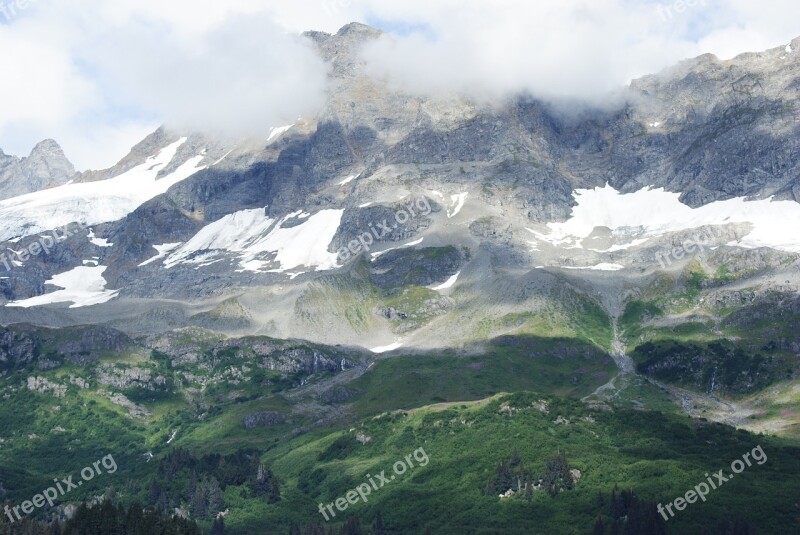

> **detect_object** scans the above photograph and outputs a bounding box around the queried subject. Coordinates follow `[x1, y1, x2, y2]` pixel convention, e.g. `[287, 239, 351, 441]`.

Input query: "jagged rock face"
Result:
[0, 139, 76, 200]
[614, 43, 800, 205]
[0, 327, 38, 371]
[634, 339, 774, 394]
[330, 199, 440, 251]
[0, 324, 132, 371]
[97, 365, 167, 390]
[145, 329, 350, 375]
[54, 325, 133, 360]
[370, 246, 464, 289]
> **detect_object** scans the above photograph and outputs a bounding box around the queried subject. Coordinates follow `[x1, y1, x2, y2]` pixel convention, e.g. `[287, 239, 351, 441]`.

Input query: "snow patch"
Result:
[6, 266, 118, 308]
[559, 263, 625, 271]
[139, 243, 182, 267]
[164, 208, 344, 273]
[213, 150, 234, 166]
[0, 138, 206, 242]
[431, 271, 460, 290]
[371, 342, 403, 354]
[600, 238, 651, 252]
[338, 174, 358, 186]
[267, 125, 293, 143]
[370, 238, 424, 259]
[447, 193, 469, 218]
[87, 229, 113, 248]
[532, 184, 800, 253]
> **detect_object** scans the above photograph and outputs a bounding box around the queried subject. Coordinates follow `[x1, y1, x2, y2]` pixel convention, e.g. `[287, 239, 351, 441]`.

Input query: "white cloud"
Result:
[0, 30, 92, 125]
[0, 0, 797, 169]
[0, 0, 330, 169]
[356, 0, 799, 101]
[82, 13, 329, 139]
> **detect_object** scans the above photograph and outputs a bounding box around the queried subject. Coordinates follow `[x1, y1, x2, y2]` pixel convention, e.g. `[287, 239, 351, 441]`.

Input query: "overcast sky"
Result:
[0, 0, 797, 170]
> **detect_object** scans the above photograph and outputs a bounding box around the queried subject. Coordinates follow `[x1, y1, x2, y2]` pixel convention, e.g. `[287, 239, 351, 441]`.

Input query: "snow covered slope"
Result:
[0, 138, 205, 242]
[7, 266, 118, 308]
[531, 185, 800, 253]
[163, 208, 344, 273]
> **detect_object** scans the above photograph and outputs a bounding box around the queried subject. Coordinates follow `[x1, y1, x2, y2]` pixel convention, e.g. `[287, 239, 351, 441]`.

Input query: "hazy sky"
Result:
[0, 0, 797, 169]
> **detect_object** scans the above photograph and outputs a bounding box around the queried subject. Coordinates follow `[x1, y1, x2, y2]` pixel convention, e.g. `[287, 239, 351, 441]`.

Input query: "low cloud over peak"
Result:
[1, 0, 797, 169]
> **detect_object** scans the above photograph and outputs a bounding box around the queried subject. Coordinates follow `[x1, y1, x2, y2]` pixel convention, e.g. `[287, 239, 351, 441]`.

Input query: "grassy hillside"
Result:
[0, 316, 797, 534]
[4, 387, 798, 534]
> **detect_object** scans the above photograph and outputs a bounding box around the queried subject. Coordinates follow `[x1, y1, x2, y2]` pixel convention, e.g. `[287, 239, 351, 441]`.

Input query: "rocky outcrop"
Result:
[27, 376, 66, 397]
[52, 326, 134, 365]
[145, 330, 351, 376]
[634, 339, 774, 394]
[330, 199, 439, 252]
[256, 347, 347, 375]
[0, 140, 76, 200]
[243, 412, 287, 429]
[0, 326, 37, 371]
[96, 365, 166, 390]
[370, 247, 465, 289]
[106, 392, 152, 418]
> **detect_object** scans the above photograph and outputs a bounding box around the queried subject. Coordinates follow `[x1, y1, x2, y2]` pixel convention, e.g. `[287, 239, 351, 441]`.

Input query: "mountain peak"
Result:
[28, 138, 67, 159]
[25, 138, 73, 172]
[335, 22, 382, 38]
[303, 22, 383, 79]
[303, 22, 382, 44]
[0, 138, 75, 200]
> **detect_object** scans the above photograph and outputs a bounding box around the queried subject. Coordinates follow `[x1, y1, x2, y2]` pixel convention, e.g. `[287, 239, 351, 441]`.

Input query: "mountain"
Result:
[0, 24, 799, 534]
[0, 139, 76, 200]
[1, 27, 797, 334]
[0, 24, 798, 395]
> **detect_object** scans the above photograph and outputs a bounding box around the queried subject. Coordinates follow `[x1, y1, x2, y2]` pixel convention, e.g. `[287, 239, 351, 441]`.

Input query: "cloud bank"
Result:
[0, 0, 797, 169]
[84, 14, 329, 138]
[358, 0, 799, 101]
[0, 0, 330, 169]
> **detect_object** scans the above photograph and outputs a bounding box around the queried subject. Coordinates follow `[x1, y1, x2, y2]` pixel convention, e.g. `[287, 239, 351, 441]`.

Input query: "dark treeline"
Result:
[591, 486, 757, 535]
[148, 448, 280, 521]
[485, 450, 575, 498]
[0, 500, 199, 535]
[289, 513, 384, 535]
